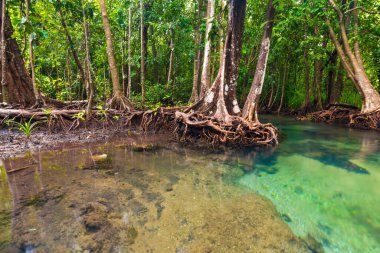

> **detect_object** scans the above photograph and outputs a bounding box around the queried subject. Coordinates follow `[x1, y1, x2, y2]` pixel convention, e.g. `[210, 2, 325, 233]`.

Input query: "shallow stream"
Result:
[0, 116, 379, 253]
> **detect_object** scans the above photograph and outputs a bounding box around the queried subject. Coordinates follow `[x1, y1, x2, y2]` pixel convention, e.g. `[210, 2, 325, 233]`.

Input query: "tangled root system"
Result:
[174, 111, 278, 146]
[303, 107, 380, 130]
[107, 95, 133, 112]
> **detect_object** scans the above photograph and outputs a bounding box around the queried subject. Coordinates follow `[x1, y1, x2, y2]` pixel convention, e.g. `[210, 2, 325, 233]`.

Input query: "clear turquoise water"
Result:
[1, 116, 379, 252]
[238, 116, 380, 253]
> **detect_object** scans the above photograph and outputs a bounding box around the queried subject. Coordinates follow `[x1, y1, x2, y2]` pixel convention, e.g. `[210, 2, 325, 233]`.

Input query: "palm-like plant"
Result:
[5, 116, 40, 139]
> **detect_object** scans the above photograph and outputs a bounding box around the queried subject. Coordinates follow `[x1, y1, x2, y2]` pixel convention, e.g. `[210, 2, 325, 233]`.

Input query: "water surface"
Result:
[0, 116, 379, 253]
[239, 116, 380, 253]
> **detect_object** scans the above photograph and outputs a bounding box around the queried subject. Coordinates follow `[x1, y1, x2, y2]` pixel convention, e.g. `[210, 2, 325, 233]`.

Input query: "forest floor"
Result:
[0, 127, 142, 159]
[0, 105, 173, 159]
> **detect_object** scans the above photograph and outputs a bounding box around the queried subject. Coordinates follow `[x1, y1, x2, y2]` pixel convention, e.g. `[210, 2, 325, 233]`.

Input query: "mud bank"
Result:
[0, 128, 141, 159]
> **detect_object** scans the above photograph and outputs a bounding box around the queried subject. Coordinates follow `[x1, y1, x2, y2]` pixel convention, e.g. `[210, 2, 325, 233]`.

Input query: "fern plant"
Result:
[5, 116, 40, 139]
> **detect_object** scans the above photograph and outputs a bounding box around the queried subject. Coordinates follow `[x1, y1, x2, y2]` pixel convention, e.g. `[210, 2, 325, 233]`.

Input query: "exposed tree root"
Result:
[0, 107, 179, 134]
[0, 106, 279, 147]
[174, 112, 278, 146]
[302, 106, 380, 131]
[107, 95, 133, 111]
[31, 96, 46, 109]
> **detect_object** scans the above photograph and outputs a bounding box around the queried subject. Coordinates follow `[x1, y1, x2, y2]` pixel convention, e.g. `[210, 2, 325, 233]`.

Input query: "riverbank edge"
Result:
[261, 109, 380, 132]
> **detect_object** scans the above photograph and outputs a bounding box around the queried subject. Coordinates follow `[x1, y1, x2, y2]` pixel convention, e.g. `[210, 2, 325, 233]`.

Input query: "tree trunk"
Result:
[189, 0, 203, 103]
[327, 50, 338, 104]
[188, 0, 247, 122]
[267, 86, 273, 109]
[313, 27, 327, 110]
[327, 0, 380, 113]
[0, 1, 35, 107]
[219, 0, 227, 67]
[151, 26, 159, 85]
[167, 33, 174, 90]
[25, 0, 43, 107]
[302, 37, 311, 111]
[242, 0, 275, 122]
[199, 0, 215, 98]
[121, 27, 126, 96]
[270, 74, 280, 110]
[277, 59, 288, 113]
[99, 0, 132, 110]
[334, 60, 344, 102]
[66, 49, 72, 102]
[127, 6, 132, 99]
[0, 0, 5, 103]
[140, 0, 145, 105]
[56, 0, 86, 94]
[82, 0, 95, 116]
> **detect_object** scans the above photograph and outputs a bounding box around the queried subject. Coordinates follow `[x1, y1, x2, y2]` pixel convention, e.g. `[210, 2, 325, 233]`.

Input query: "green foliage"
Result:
[72, 111, 86, 121]
[5, 117, 40, 139]
[96, 105, 108, 120]
[6, 0, 380, 112]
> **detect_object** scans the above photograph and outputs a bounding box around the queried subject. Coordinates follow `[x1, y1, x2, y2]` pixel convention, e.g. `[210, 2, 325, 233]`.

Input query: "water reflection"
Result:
[1, 117, 379, 253]
[0, 135, 308, 252]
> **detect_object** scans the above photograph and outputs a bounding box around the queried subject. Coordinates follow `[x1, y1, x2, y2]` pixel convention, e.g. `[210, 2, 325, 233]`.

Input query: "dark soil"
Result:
[0, 127, 141, 159]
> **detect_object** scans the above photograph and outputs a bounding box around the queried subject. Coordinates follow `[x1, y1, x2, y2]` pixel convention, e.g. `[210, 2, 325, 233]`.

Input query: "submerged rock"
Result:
[164, 183, 173, 192]
[121, 189, 135, 200]
[25, 188, 65, 207]
[168, 175, 180, 184]
[83, 213, 108, 232]
[125, 226, 138, 244]
[91, 154, 108, 162]
[131, 143, 159, 152]
[142, 191, 163, 202]
[155, 202, 165, 219]
[127, 200, 148, 216]
[280, 213, 292, 223]
[303, 235, 324, 253]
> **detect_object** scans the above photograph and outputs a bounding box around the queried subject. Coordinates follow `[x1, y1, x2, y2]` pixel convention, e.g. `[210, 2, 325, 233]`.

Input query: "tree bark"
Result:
[302, 45, 311, 110]
[167, 33, 174, 90]
[327, 0, 380, 113]
[99, 0, 132, 110]
[199, 0, 215, 98]
[82, 0, 95, 116]
[277, 59, 288, 113]
[312, 27, 327, 110]
[99, 0, 120, 96]
[140, 0, 146, 105]
[335, 60, 344, 102]
[25, 0, 43, 107]
[327, 50, 338, 104]
[1, 0, 7, 103]
[0, 1, 35, 107]
[121, 26, 126, 96]
[188, 0, 247, 122]
[242, 0, 275, 122]
[219, 0, 227, 67]
[127, 6, 132, 99]
[56, 0, 86, 93]
[66, 49, 72, 102]
[189, 0, 203, 103]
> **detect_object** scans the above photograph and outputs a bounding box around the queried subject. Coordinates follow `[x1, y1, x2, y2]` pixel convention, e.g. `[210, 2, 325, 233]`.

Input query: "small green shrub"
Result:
[72, 111, 86, 121]
[5, 116, 40, 139]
